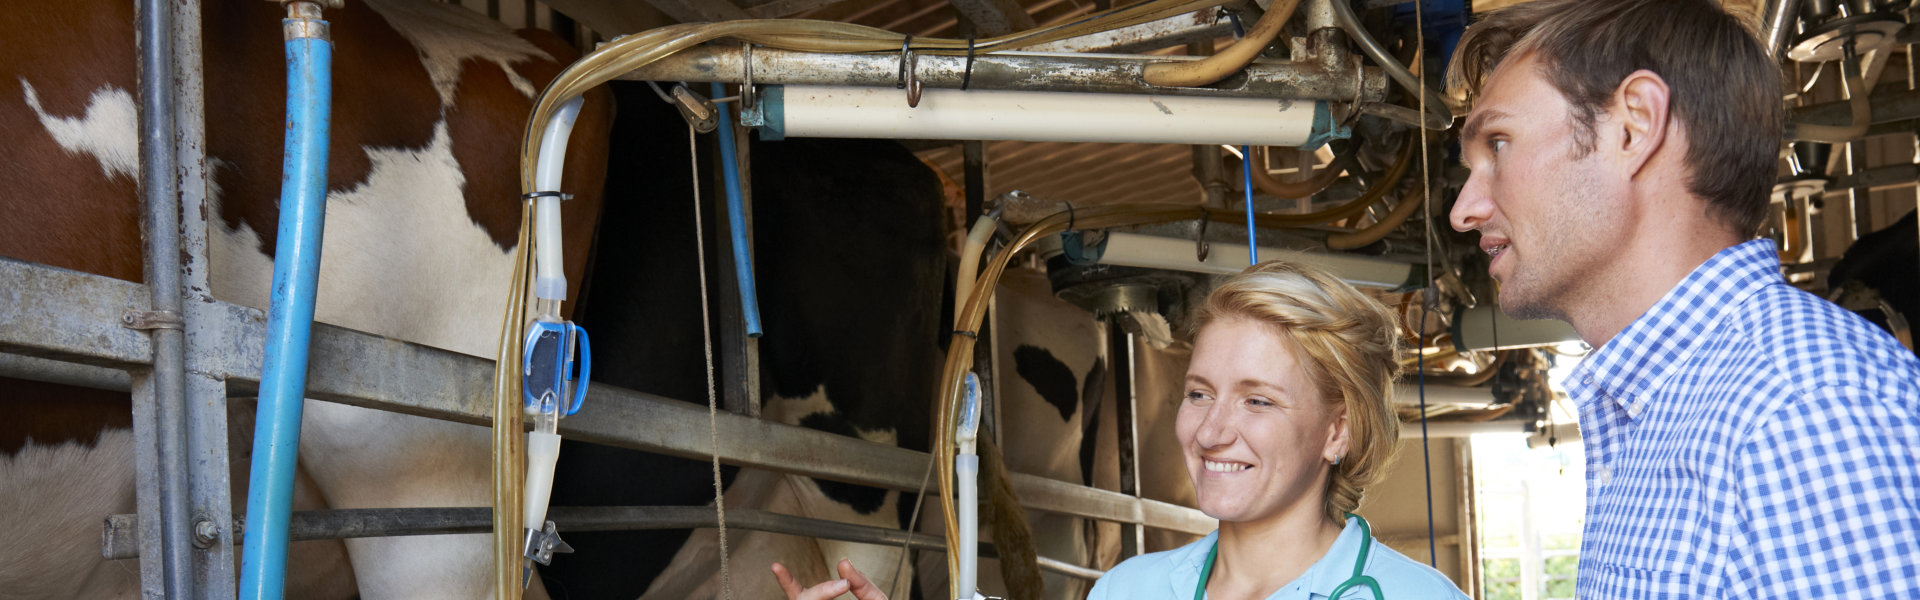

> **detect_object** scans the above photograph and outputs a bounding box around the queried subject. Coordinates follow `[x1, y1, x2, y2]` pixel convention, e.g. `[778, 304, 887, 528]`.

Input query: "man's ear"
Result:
[1614, 69, 1671, 178]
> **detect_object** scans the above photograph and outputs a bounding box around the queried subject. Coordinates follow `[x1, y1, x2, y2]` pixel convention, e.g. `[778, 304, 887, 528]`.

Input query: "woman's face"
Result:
[1177, 316, 1348, 525]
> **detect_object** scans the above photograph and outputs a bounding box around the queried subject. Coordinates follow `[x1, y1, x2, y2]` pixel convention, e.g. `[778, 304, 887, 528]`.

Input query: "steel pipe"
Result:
[618, 46, 1387, 102]
[135, 0, 194, 593]
[1764, 0, 1807, 58]
[104, 507, 1109, 580]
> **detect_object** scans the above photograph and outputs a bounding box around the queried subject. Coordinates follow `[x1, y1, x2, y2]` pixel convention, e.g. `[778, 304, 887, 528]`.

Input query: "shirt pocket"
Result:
[1585, 563, 1702, 599]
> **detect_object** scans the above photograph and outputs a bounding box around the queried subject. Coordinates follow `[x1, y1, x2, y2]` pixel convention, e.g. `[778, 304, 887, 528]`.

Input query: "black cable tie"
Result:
[961, 36, 978, 91]
[522, 191, 572, 201]
[952, 329, 978, 339]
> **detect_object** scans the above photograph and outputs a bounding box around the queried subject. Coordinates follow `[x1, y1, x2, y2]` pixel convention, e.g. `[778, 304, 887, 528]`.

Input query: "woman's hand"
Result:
[771, 558, 889, 600]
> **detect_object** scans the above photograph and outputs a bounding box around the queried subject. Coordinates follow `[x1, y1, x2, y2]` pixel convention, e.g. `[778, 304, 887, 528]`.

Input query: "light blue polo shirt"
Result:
[1086, 516, 1469, 599]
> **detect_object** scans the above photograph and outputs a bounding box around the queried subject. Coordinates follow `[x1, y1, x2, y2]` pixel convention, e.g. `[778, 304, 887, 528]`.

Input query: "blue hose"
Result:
[239, 21, 332, 600]
[712, 83, 764, 338]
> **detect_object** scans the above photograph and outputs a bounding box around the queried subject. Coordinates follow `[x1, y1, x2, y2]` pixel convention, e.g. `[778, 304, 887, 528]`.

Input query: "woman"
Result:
[775, 261, 1467, 599]
[1085, 261, 1466, 599]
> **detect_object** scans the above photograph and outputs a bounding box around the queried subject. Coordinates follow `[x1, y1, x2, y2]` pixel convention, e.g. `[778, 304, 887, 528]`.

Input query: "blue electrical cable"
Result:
[240, 15, 332, 599]
[1418, 305, 1438, 567]
[1242, 145, 1257, 266]
[711, 83, 764, 338]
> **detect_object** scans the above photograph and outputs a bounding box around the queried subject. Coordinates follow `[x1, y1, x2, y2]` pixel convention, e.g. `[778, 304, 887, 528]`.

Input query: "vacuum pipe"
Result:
[763, 85, 1329, 147]
[239, 4, 333, 598]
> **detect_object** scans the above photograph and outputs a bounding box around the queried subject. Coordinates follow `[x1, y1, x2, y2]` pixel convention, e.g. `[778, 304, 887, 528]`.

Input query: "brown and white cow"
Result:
[0, 0, 609, 597]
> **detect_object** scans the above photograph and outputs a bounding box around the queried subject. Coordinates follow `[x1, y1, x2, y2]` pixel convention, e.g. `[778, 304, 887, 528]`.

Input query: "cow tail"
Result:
[979, 434, 1045, 599]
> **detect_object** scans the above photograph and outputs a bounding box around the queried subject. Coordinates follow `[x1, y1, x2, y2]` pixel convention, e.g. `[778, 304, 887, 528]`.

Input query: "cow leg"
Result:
[0, 429, 138, 599]
[297, 400, 493, 598]
[227, 399, 357, 599]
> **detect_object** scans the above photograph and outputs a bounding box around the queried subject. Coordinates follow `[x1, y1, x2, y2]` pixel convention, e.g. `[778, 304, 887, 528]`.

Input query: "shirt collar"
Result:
[1566, 240, 1782, 418]
[1175, 516, 1372, 599]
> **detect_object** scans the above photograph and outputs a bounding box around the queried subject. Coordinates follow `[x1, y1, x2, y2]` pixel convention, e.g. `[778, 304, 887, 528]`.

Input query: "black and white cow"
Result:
[1830, 209, 1918, 355]
[536, 85, 950, 600]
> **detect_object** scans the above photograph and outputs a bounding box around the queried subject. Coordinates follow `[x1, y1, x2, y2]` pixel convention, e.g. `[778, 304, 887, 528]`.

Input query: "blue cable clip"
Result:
[522, 319, 591, 416]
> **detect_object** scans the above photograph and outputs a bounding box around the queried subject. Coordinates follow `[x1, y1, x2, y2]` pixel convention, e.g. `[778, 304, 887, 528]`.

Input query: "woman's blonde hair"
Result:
[1189, 260, 1403, 524]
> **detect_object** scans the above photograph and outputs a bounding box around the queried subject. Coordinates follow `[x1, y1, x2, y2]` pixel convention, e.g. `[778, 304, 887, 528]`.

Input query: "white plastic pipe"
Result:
[774, 85, 1320, 146]
[533, 97, 586, 303]
[955, 213, 1000, 325]
[523, 431, 564, 529]
[955, 453, 981, 600]
[1061, 232, 1418, 290]
[1451, 305, 1581, 351]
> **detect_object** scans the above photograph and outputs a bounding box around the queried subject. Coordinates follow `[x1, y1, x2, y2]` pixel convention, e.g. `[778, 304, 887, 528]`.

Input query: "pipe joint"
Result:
[283, 1, 333, 42]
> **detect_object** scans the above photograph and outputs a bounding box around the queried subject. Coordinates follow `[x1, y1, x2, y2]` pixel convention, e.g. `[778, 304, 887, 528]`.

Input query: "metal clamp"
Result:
[897, 36, 923, 108]
[122, 309, 184, 331]
[669, 85, 719, 133]
[740, 43, 768, 127]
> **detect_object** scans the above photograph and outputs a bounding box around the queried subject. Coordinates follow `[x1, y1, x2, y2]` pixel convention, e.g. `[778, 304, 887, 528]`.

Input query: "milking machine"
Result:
[954, 372, 986, 600]
[515, 96, 592, 588]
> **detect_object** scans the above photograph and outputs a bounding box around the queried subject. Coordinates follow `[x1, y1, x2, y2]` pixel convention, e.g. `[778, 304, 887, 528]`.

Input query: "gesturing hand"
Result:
[771, 558, 889, 600]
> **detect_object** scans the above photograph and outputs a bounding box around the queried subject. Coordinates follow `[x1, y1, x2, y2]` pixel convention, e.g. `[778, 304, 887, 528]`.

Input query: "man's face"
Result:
[1451, 54, 1624, 320]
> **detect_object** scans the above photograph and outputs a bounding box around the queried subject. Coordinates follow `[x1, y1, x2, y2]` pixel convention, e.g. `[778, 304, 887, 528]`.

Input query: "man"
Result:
[1448, 0, 1920, 597]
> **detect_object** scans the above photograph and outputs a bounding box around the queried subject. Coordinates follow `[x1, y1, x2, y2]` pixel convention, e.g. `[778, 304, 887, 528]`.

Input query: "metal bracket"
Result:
[122, 309, 184, 331]
[522, 520, 573, 566]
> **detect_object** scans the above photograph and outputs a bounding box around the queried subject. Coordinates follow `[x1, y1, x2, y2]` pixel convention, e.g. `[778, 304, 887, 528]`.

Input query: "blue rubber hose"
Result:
[239, 17, 332, 600]
[712, 83, 764, 338]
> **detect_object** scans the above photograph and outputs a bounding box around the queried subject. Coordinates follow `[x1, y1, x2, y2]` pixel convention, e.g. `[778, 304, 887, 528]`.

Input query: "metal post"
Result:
[1107, 318, 1143, 557]
[714, 91, 762, 417]
[134, 0, 195, 594]
[174, 0, 237, 595]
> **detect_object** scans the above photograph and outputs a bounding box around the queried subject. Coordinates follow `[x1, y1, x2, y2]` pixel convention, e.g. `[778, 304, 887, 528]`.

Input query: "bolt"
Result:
[192, 518, 218, 549]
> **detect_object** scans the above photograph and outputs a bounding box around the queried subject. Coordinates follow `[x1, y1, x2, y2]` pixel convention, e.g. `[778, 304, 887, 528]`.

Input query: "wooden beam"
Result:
[646, 0, 751, 23]
[541, 0, 674, 35]
[947, 0, 1037, 36]
[744, 0, 859, 19]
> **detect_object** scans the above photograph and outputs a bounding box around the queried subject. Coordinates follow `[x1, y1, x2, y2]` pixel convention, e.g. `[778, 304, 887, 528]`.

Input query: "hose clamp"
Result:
[122, 309, 183, 331]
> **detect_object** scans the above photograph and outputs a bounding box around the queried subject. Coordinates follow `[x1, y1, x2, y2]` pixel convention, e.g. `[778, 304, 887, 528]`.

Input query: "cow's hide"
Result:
[0, 0, 609, 597]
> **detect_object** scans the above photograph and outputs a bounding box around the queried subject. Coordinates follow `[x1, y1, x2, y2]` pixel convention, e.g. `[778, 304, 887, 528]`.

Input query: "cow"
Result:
[0, 0, 610, 597]
[533, 84, 950, 600]
[1830, 209, 1919, 355]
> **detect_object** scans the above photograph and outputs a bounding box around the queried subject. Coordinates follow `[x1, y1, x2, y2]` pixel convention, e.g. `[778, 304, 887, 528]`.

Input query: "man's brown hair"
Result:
[1449, 0, 1782, 236]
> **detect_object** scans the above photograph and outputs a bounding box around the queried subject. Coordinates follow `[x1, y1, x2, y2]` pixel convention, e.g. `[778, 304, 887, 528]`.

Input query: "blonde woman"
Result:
[774, 261, 1466, 600]
[1087, 261, 1465, 600]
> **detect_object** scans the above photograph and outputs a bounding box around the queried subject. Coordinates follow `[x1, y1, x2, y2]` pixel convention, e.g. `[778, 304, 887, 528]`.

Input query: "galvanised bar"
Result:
[0, 258, 1217, 540]
[104, 506, 1109, 581]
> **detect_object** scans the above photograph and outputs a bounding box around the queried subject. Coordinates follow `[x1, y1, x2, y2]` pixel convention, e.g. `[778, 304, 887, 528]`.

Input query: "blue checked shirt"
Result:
[1565, 239, 1920, 598]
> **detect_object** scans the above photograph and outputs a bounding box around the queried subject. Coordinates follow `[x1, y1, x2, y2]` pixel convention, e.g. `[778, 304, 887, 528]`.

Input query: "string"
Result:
[690, 122, 733, 600]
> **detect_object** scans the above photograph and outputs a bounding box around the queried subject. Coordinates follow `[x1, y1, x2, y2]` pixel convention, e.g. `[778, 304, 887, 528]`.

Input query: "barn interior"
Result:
[3, 0, 1915, 598]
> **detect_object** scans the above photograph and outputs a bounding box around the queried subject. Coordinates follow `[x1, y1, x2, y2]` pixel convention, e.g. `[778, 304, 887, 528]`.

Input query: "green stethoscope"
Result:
[1191, 514, 1385, 600]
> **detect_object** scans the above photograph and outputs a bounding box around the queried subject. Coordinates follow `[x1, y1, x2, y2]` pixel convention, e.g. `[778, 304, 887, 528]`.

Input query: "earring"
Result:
[1331, 455, 1343, 466]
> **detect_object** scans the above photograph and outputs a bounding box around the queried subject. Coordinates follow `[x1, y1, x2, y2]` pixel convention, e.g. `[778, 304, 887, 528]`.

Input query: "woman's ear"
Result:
[1324, 403, 1352, 465]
